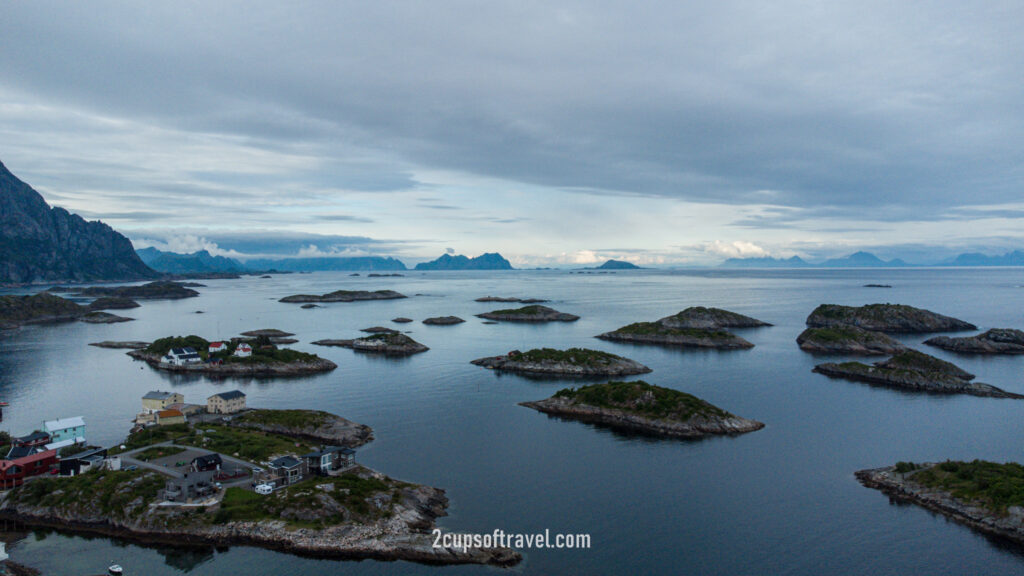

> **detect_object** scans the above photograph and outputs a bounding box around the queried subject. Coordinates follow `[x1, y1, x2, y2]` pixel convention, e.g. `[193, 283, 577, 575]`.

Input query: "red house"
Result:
[0, 449, 57, 489]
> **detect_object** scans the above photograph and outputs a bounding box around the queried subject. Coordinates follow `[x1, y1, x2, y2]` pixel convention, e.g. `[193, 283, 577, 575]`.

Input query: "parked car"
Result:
[254, 483, 274, 495]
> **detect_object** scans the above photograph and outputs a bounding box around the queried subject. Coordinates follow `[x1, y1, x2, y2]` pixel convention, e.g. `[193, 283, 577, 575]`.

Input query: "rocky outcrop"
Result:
[597, 322, 753, 349]
[658, 307, 771, 329]
[230, 409, 374, 448]
[361, 326, 398, 333]
[88, 296, 140, 310]
[423, 316, 464, 325]
[856, 464, 1024, 547]
[80, 311, 133, 324]
[240, 329, 295, 338]
[0, 292, 86, 329]
[796, 326, 907, 355]
[925, 329, 1024, 354]
[392, 317, 413, 323]
[471, 348, 651, 376]
[313, 333, 429, 356]
[89, 340, 150, 349]
[54, 281, 199, 300]
[520, 381, 763, 438]
[805, 304, 976, 333]
[476, 305, 579, 322]
[280, 290, 407, 303]
[813, 350, 1023, 398]
[0, 160, 157, 285]
[475, 296, 548, 303]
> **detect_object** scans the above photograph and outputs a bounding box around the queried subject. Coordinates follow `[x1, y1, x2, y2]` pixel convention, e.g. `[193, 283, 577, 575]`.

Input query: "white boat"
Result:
[108, 564, 124, 575]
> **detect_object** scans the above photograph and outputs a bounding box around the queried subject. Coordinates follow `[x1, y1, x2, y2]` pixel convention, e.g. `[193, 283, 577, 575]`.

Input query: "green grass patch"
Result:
[613, 322, 733, 339]
[115, 423, 191, 453]
[134, 445, 187, 462]
[906, 460, 1024, 514]
[234, 409, 329, 430]
[177, 424, 315, 462]
[513, 348, 624, 365]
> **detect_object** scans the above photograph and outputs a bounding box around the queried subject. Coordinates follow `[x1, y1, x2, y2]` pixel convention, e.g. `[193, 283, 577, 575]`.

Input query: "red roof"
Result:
[1, 449, 57, 469]
[210, 342, 225, 348]
[158, 409, 184, 418]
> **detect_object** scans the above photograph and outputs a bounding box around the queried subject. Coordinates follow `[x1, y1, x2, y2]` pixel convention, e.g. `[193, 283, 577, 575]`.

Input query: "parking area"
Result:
[145, 447, 211, 471]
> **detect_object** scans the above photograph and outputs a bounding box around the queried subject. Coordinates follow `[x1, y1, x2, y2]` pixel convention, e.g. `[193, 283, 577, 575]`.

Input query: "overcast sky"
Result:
[2, 2, 1023, 265]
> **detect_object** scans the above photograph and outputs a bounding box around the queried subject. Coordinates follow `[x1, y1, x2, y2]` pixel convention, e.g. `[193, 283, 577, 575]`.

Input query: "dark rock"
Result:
[925, 329, 1024, 354]
[313, 333, 429, 356]
[88, 296, 140, 310]
[658, 307, 771, 329]
[55, 281, 199, 300]
[0, 292, 86, 329]
[797, 325, 907, 355]
[476, 305, 579, 322]
[80, 311, 133, 324]
[391, 317, 413, 323]
[280, 290, 406, 303]
[597, 322, 753, 349]
[361, 326, 399, 333]
[806, 303, 976, 333]
[422, 316, 465, 325]
[472, 348, 651, 376]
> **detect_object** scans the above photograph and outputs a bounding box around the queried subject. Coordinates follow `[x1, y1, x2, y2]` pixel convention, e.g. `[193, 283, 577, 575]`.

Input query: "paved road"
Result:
[119, 440, 259, 487]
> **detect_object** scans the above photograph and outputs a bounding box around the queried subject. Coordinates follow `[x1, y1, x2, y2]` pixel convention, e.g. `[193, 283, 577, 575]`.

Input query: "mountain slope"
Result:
[135, 248, 244, 273]
[414, 253, 513, 270]
[0, 161, 156, 284]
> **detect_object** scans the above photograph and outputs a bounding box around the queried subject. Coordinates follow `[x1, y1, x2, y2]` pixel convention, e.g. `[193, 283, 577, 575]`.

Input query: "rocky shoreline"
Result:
[280, 290, 407, 303]
[476, 304, 579, 322]
[230, 409, 375, 447]
[313, 333, 429, 356]
[855, 465, 1024, 546]
[597, 323, 754, 349]
[805, 303, 976, 333]
[127, 350, 337, 375]
[0, 480, 519, 567]
[796, 325, 906, 355]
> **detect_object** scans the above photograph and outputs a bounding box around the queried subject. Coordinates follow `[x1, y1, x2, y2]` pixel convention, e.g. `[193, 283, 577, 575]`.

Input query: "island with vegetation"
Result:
[279, 289, 407, 303]
[475, 304, 579, 322]
[89, 340, 150, 349]
[856, 460, 1024, 546]
[520, 380, 764, 438]
[313, 332, 429, 356]
[0, 409, 518, 566]
[0, 292, 88, 329]
[796, 325, 907, 355]
[813, 349, 1023, 398]
[597, 322, 753, 349]
[805, 303, 976, 333]
[658, 307, 771, 329]
[80, 311, 134, 324]
[475, 296, 549, 303]
[88, 296, 140, 310]
[423, 316, 464, 325]
[925, 329, 1024, 354]
[471, 348, 652, 376]
[127, 335, 337, 375]
[51, 280, 200, 300]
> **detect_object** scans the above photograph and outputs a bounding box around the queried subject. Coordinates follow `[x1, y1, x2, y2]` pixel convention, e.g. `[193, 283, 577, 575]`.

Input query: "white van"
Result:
[254, 483, 274, 495]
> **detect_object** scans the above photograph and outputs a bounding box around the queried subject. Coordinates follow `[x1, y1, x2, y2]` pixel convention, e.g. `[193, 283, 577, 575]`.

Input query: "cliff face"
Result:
[0, 160, 156, 284]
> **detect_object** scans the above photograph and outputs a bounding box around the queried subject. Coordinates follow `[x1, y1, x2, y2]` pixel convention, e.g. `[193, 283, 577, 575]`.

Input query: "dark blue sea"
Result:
[2, 268, 1024, 575]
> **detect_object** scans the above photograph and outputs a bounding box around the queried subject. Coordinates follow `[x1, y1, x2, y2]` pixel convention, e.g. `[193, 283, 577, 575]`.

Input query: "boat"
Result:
[108, 564, 123, 575]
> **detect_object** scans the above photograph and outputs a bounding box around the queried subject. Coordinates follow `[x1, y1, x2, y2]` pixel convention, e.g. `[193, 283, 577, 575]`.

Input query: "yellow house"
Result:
[207, 390, 246, 414]
[142, 391, 184, 413]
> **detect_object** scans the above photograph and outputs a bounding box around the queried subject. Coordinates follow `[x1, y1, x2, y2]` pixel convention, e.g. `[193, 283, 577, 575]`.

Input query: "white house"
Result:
[162, 347, 202, 366]
[234, 343, 253, 358]
[208, 341, 227, 354]
[44, 416, 86, 451]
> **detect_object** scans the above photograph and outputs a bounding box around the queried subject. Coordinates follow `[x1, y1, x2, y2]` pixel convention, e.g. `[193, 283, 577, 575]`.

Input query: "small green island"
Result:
[313, 332, 429, 356]
[471, 348, 652, 376]
[520, 380, 764, 438]
[279, 289, 406, 303]
[658, 307, 771, 329]
[126, 334, 337, 375]
[805, 303, 976, 333]
[813, 349, 1023, 398]
[796, 325, 907, 355]
[598, 322, 753, 349]
[0, 292, 88, 329]
[857, 460, 1024, 546]
[0, 408, 518, 566]
[925, 328, 1024, 355]
[52, 280, 200, 300]
[475, 304, 579, 322]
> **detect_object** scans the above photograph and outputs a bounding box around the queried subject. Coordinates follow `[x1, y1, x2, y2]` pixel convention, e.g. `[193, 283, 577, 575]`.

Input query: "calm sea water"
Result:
[2, 269, 1024, 575]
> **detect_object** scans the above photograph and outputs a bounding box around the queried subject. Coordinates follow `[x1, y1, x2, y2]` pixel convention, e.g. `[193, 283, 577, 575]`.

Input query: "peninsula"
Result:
[0, 292, 87, 329]
[127, 335, 337, 375]
[279, 290, 406, 303]
[813, 349, 1023, 398]
[796, 325, 907, 355]
[925, 329, 1024, 354]
[471, 348, 652, 376]
[805, 303, 976, 333]
[0, 409, 518, 566]
[856, 461, 1024, 547]
[313, 332, 429, 356]
[520, 380, 764, 438]
[476, 304, 579, 322]
[52, 281, 199, 300]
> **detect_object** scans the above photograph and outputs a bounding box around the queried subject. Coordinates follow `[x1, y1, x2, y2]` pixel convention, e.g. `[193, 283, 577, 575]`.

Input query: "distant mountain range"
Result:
[722, 250, 1024, 268]
[233, 256, 406, 272]
[137, 247, 245, 274]
[0, 160, 156, 284]
[414, 253, 513, 270]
